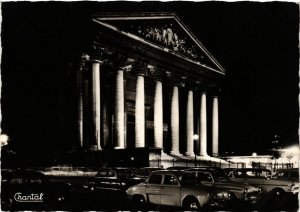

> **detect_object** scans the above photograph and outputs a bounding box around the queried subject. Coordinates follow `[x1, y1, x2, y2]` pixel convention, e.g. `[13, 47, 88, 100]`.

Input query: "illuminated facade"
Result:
[77, 13, 225, 166]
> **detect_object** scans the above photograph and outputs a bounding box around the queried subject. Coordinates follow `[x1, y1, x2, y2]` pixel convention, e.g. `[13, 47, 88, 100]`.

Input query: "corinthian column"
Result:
[114, 68, 125, 149]
[186, 90, 194, 156]
[154, 76, 163, 149]
[212, 95, 219, 157]
[91, 60, 101, 150]
[82, 76, 89, 147]
[199, 91, 207, 156]
[135, 73, 145, 148]
[77, 54, 87, 147]
[170, 85, 180, 155]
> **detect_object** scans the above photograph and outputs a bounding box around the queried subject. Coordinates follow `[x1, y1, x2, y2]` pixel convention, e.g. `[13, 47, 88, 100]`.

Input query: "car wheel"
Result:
[133, 195, 146, 210]
[270, 188, 285, 207]
[183, 197, 200, 210]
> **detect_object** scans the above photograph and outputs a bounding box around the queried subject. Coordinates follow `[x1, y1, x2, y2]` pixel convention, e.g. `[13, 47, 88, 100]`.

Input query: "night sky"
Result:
[1, 2, 299, 161]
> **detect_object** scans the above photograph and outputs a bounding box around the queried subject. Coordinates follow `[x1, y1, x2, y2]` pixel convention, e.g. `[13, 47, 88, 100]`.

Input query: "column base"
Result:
[170, 151, 182, 156]
[199, 153, 208, 157]
[212, 153, 219, 157]
[87, 145, 100, 151]
[185, 151, 195, 157]
[114, 146, 125, 150]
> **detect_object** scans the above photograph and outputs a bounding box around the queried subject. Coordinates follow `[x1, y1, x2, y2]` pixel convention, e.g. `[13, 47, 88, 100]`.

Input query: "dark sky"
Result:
[1, 2, 299, 158]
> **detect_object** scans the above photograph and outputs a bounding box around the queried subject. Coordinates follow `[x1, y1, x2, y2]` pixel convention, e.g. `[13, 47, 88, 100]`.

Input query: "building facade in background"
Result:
[76, 13, 225, 166]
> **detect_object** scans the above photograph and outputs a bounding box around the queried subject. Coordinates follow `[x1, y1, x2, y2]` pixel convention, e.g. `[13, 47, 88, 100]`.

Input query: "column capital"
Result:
[89, 59, 102, 64]
[109, 53, 134, 70]
[148, 65, 164, 81]
[181, 77, 200, 91]
[133, 60, 148, 76]
[79, 53, 90, 73]
[90, 42, 106, 61]
[197, 80, 216, 93]
[207, 83, 222, 97]
[167, 74, 184, 87]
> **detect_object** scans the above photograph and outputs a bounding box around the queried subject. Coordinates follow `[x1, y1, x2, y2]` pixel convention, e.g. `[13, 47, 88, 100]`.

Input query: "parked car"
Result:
[83, 167, 143, 192]
[271, 168, 299, 182]
[225, 168, 299, 207]
[1, 169, 72, 210]
[185, 167, 261, 206]
[126, 170, 233, 210]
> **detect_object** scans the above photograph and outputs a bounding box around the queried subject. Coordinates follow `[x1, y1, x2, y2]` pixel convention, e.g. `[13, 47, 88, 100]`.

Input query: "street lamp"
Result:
[0, 134, 9, 147]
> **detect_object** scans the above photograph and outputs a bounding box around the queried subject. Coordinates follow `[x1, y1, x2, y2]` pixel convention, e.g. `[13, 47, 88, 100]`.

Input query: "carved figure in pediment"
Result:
[122, 21, 207, 63]
[154, 27, 162, 42]
[162, 26, 168, 46]
[166, 24, 174, 47]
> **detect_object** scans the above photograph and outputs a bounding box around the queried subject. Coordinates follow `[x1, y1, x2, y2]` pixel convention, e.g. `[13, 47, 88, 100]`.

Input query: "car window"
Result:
[246, 171, 256, 177]
[234, 170, 270, 178]
[27, 177, 43, 184]
[107, 170, 117, 177]
[214, 170, 230, 181]
[163, 175, 179, 185]
[96, 170, 108, 177]
[276, 171, 288, 178]
[10, 177, 43, 184]
[148, 174, 162, 184]
[179, 173, 197, 185]
[234, 171, 245, 178]
[197, 172, 213, 182]
[117, 169, 132, 175]
[10, 177, 26, 184]
[290, 171, 299, 178]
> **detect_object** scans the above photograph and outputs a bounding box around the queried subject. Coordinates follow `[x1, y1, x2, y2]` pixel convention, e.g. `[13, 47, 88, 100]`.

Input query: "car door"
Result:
[105, 170, 121, 191]
[145, 174, 162, 205]
[160, 174, 181, 207]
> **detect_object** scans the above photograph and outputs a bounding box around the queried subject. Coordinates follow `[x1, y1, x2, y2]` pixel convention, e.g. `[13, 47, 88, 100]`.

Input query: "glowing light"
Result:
[252, 152, 257, 157]
[193, 134, 199, 140]
[0, 134, 9, 146]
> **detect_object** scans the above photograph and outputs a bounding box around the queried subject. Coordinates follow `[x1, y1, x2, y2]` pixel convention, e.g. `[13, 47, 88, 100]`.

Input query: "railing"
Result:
[150, 158, 246, 169]
[252, 162, 294, 171]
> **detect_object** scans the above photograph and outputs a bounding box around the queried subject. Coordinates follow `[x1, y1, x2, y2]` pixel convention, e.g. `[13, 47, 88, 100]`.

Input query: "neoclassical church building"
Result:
[76, 13, 226, 167]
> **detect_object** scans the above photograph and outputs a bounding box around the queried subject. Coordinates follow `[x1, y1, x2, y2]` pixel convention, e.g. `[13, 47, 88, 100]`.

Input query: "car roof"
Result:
[275, 168, 298, 172]
[98, 167, 132, 171]
[185, 167, 221, 171]
[151, 170, 186, 175]
[139, 167, 163, 170]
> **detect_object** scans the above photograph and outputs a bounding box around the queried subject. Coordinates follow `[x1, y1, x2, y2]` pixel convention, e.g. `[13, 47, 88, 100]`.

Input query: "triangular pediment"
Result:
[93, 13, 225, 74]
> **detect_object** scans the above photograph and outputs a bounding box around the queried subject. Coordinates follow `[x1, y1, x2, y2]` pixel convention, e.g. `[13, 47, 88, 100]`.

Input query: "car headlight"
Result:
[258, 187, 262, 193]
[58, 196, 64, 202]
[290, 183, 299, 194]
[214, 192, 231, 200]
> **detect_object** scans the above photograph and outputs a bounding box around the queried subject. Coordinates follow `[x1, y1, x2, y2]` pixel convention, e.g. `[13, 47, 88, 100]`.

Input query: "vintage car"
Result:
[1, 169, 72, 210]
[271, 168, 299, 182]
[225, 168, 299, 207]
[126, 170, 233, 210]
[83, 167, 143, 192]
[185, 167, 261, 206]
